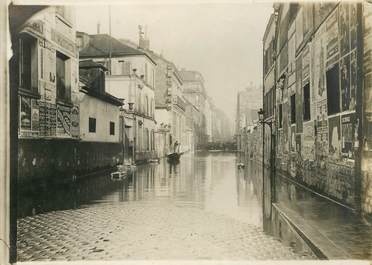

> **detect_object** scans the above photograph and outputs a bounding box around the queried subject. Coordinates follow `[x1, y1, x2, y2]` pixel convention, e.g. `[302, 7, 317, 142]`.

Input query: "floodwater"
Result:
[17, 152, 306, 261]
[18, 152, 262, 225]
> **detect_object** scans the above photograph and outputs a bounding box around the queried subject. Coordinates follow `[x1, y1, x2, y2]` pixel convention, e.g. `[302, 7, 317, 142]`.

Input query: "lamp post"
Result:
[258, 108, 276, 221]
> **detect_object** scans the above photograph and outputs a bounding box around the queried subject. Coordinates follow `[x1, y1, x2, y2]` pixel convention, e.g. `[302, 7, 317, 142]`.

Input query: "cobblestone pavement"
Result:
[18, 201, 313, 261]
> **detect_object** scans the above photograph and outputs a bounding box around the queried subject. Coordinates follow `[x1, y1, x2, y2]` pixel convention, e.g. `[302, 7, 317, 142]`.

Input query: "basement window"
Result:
[303, 83, 311, 121]
[326, 63, 340, 115]
[291, 94, 296, 124]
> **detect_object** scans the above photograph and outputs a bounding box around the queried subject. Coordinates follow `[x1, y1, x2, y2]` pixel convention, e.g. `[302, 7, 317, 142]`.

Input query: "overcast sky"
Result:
[75, 3, 273, 121]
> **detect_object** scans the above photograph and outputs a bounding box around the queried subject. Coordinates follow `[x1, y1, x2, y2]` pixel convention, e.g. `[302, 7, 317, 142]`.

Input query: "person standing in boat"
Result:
[174, 141, 180, 153]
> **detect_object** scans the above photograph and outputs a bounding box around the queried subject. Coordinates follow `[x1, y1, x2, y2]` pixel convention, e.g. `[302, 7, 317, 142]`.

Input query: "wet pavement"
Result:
[17, 152, 311, 261]
[275, 173, 372, 260]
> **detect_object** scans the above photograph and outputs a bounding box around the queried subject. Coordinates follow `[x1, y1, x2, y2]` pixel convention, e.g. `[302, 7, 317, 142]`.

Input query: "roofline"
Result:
[263, 12, 276, 43]
[80, 52, 157, 65]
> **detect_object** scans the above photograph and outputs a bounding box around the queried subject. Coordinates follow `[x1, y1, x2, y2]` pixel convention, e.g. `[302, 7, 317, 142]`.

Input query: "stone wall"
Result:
[18, 139, 123, 185]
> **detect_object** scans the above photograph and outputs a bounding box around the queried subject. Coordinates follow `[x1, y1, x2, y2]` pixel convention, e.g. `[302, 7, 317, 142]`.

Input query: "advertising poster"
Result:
[315, 102, 329, 162]
[20, 96, 32, 130]
[340, 54, 351, 111]
[31, 99, 39, 132]
[57, 104, 71, 136]
[313, 23, 327, 101]
[290, 125, 296, 153]
[326, 8, 339, 61]
[70, 105, 80, 138]
[341, 113, 355, 159]
[350, 3, 358, 51]
[339, 3, 350, 57]
[314, 3, 337, 30]
[303, 121, 315, 161]
[329, 116, 341, 161]
[349, 51, 357, 111]
[302, 45, 310, 82]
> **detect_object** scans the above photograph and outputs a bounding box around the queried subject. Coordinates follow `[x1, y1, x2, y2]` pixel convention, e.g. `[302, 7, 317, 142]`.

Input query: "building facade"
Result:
[263, 2, 372, 217]
[179, 69, 208, 149]
[77, 32, 157, 163]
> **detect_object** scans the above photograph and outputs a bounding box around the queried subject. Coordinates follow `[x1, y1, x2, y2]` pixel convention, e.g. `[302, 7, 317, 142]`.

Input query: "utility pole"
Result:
[108, 5, 112, 75]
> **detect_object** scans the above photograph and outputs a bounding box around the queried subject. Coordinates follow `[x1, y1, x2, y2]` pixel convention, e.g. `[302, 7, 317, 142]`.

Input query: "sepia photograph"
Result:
[1, 0, 372, 264]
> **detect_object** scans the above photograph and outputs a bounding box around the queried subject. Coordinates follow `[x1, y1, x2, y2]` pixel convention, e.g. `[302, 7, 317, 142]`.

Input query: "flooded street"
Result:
[17, 152, 308, 261]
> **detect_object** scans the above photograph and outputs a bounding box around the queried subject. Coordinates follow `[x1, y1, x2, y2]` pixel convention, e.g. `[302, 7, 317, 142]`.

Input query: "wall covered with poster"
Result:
[17, 6, 80, 140]
[273, 2, 367, 210]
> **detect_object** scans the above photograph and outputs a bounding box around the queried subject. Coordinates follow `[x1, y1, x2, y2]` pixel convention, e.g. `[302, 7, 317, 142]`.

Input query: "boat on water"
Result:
[167, 152, 181, 163]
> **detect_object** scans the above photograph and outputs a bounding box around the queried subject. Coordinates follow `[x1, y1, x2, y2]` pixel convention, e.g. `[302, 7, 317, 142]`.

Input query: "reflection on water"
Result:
[18, 152, 263, 226]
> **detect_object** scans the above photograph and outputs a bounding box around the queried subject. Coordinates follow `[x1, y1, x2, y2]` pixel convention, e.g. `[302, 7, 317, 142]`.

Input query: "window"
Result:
[303, 83, 311, 121]
[118, 60, 131, 75]
[56, 51, 71, 102]
[89, 117, 96, 133]
[291, 94, 296, 124]
[278, 104, 283, 128]
[110, 121, 115, 135]
[326, 63, 340, 115]
[19, 36, 38, 93]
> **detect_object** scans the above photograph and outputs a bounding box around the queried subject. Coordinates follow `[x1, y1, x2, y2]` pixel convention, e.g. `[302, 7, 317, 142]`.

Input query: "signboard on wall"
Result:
[57, 104, 71, 136]
[39, 102, 57, 136]
[329, 116, 341, 161]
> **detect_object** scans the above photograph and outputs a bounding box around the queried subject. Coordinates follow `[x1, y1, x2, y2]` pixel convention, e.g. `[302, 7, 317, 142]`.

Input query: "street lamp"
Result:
[257, 108, 276, 221]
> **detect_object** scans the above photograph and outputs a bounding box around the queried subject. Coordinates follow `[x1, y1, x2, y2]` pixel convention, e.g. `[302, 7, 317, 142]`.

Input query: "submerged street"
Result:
[17, 153, 312, 261]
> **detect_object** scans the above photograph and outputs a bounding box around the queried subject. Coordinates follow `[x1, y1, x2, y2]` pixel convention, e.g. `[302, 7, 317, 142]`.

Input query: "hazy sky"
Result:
[75, 3, 273, 120]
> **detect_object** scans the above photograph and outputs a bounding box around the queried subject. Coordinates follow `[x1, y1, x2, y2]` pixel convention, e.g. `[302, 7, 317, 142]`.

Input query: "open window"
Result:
[19, 35, 38, 93]
[326, 63, 340, 115]
[303, 83, 311, 121]
[278, 104, 283, 128]
[291, 94, 296, 124]
[56, 51, 71, 103]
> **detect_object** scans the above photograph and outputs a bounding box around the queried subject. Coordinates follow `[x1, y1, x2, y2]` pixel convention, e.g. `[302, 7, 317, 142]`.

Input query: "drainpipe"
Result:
[355, 2, 364, 215]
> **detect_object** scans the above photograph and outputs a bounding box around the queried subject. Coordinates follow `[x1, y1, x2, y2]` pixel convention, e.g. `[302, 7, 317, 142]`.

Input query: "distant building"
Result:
[179, 69, 208, 148]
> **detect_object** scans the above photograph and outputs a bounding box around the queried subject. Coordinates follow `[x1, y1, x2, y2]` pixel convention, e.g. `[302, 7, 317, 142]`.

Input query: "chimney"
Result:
[138, 24, 150, 50]
[97, 21, 101, 34]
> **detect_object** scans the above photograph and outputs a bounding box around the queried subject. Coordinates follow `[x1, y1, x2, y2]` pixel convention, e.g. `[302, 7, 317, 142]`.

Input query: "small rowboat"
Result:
[167, 152, 181, 163]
